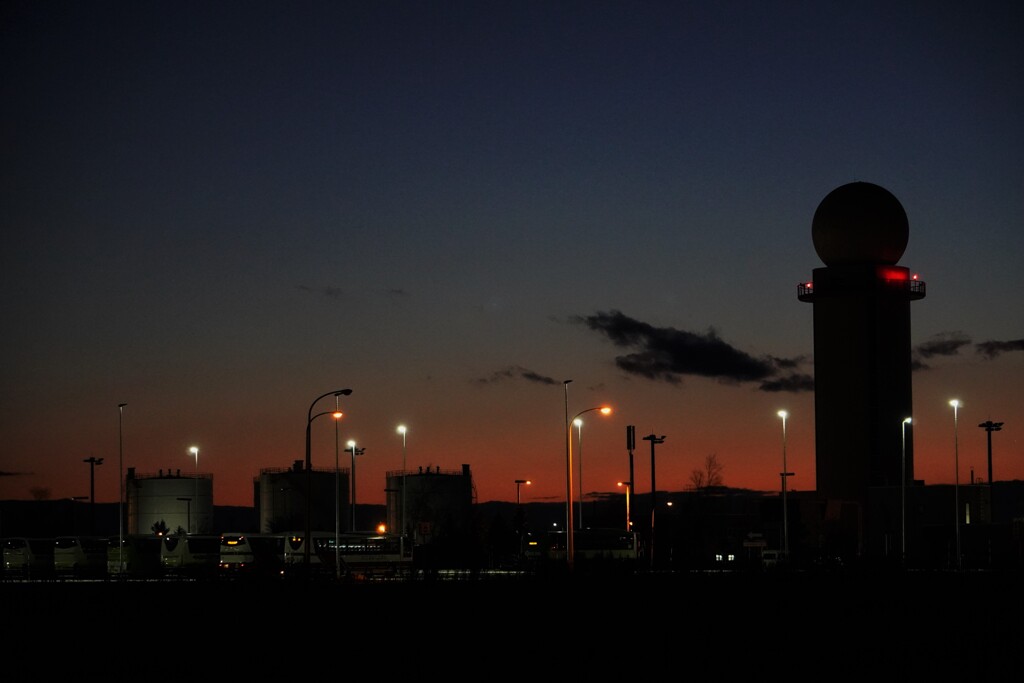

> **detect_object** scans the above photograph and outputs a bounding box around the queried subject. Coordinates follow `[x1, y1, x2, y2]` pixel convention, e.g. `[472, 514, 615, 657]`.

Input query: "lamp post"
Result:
[397, 425, 407, 555]
[978, 420, 1003, 485]
[304, 388, 352, 572]
[617, 481, 631, 532]
[346, 440, 366, 532]
[901, 417, 912, 564]
[176, 497, 192, 534]
[642, 433, 665, 569]
[575, 418, 584, 530]
[188, 446, 199, 533]
[117, 402, 126, 574]
[563, 378, 612, 571]
[777, 410, 792, 560]
[333, 402, 344, 580]
[515, 479, 531, 505]
[83, 456, 103, 535]
[950, 399, 961, 570]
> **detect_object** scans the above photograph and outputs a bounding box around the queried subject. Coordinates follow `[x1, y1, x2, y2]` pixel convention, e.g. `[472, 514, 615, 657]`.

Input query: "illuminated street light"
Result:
[574, 418, 585, 529]
[332, 403, 344, 580]
[902, 417, 912, 564]
[117, 402, 126, 574]
[950, 399, 962, 570]
[397, 425, 407, 556]
[304, 388, 353, 572]
[777, 410, 791, 559]
[515, 479, 532, 505]
[188, 446, 199, 533]
[346, 440, 366, 532]
[565, 378, 610, 573]
[617, 481, 631, 532]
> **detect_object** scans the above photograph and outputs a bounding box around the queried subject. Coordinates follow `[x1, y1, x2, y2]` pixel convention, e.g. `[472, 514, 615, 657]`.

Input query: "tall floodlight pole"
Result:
[189, 446, 199, 533]
[397, 425, 407, 555]
[777, 411, 790, 559]
[304, 388, 352, 572]
[978, 420, 1003, 485]
[117, 402, 126, 574]
[902, 417, 912, 564]
[347, 440, 365, 532]
[950, 399, 961, 570]
[575, 418, 584, 530]
[617, 481, 631, 532]
[562, 380, 573, 567]
[83, 456, 103, 534]
[642, 433, 665, 569]
[334, 398, 344, 580]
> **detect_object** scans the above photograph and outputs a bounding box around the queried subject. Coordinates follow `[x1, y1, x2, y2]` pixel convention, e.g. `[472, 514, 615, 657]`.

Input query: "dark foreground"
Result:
[3, 570, 1022, 679]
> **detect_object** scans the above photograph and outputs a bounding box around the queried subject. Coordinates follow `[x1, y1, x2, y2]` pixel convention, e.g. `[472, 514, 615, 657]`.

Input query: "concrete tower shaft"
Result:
[798, 182, 925, 504]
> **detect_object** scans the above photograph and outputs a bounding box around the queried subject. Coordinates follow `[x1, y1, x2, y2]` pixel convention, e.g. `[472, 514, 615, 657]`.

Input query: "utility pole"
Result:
[642, 433, 665, 569]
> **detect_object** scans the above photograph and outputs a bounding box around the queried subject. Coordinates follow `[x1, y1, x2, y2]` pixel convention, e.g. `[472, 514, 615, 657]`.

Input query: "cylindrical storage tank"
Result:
[127, 469, 213, 536]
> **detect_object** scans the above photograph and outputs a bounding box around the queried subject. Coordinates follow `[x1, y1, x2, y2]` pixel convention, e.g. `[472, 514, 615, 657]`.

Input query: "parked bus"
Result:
[161, 534, 220, 579]
[2, 537, 55, 579]
[218, 532, 285, 578]
[54, 536, 108, 578]
[524, 528, 639, 567]
[107, 535, 162, 578]
[318, 532, 412, 579]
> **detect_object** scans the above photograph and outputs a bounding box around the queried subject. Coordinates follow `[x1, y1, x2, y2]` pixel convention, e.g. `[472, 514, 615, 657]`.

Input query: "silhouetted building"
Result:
[126, 466, 214, 536]
[798, 182, 925, 561]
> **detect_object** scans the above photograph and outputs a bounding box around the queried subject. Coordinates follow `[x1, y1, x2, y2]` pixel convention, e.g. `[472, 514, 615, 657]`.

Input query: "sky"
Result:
[2, 1, 1022, 509]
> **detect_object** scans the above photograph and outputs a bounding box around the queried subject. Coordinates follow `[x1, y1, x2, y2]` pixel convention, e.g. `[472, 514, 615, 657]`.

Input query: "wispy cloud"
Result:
[976, 338, 1024, 359]
[475, 365, 559, 386]
[912, 332, 1024, 369]
[573, 310, 810, 393]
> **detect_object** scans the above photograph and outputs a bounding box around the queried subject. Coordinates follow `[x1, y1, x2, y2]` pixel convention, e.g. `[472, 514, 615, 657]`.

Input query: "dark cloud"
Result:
[476, 365, 558, 385]
[574, 310, 808, 392]
[759, 374, 815, 393]
[976, 338, 1024, 359]
[0, 471, 31, 477]
[915, 332, 972, 359]
[296, 284, 343, 298]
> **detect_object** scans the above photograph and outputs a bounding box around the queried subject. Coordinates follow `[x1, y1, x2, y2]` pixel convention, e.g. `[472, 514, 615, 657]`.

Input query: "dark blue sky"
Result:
[3, 1, 1022, 506]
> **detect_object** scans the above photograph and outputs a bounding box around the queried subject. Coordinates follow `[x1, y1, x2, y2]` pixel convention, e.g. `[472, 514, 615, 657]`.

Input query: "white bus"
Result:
[2, 537, 55, 579]
[160, 534, 221, 578]
[218, 532, 285, 578]
[54, 536, 107, 578]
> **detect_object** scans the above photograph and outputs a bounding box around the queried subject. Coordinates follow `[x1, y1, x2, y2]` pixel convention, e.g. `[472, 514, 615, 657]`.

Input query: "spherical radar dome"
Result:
[811, 182, 909, 266]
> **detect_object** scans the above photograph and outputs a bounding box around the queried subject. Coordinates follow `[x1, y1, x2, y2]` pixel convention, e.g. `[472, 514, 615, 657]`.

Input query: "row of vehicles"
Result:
[1, 530, 412, 581]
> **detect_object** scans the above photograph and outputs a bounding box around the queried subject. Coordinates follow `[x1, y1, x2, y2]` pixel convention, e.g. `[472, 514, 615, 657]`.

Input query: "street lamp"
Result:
[901, 417, 912, 564]
[332, 403, 344, 579]
[117, 402, 126, 574]
[188, 446, 199, 533]
[397, 425, 407, 554]
[566, 400, 612, 571]
[617, 481, 631, 532]
[304, 388, 353, 572]
[346, 440, 366, 532]
[574, 418, 584, 529]
[777, 410, 791, 559]
[950, 399, 962, 570]
[978, 420, 1003, 485]
[83, 456, 103, 535]
[642, 433, 665, 569]
[515, 479, 532, 505]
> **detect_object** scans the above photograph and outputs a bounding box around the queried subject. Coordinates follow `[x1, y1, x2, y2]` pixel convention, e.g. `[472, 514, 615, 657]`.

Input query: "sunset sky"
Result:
[2, 1, 1021, 509]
